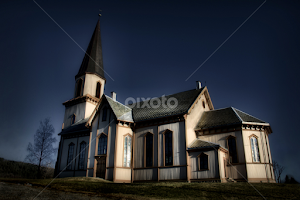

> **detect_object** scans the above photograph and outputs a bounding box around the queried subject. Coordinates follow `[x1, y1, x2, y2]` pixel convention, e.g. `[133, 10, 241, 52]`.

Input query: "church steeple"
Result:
[62, 19, 106, 129]
[76, 19, 105, 80]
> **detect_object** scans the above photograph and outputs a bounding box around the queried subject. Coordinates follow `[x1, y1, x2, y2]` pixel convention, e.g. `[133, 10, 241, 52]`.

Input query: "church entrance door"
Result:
[96, 157, 106, 179]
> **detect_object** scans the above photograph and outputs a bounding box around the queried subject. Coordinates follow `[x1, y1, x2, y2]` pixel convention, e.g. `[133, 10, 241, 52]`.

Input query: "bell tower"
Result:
[62, 19, 106, 129]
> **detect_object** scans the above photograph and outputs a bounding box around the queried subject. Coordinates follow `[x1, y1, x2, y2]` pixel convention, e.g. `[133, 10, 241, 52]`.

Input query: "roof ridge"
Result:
[128, 88, 201, 105]
[196, 138, 220, 146]
[76, 19, 105, 79]
[231, 107, 243, 122]
[204, 107, 231, 112]
[105, 95, 132, 110]
[188, 138, 198, 147]
[232, 107, 265, 122]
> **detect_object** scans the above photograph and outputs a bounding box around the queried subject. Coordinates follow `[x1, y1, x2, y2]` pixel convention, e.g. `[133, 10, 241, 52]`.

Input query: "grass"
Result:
[0, 177, 299, 199]
[0, 157, 54, 179]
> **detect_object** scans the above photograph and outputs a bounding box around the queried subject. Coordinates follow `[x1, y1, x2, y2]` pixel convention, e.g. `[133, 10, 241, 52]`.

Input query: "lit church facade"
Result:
[54, 20, 275, 183]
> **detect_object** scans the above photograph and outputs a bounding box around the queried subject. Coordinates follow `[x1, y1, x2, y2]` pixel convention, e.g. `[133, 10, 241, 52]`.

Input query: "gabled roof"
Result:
[76, 20, 105, 80]
[195, 107, 267, 130]
[130, 88, 205, 122]
[187, 138, 227, 151]
[86, 95, 133, 126]
[59, 118, 89, 135]
[106, 96, 133, 122]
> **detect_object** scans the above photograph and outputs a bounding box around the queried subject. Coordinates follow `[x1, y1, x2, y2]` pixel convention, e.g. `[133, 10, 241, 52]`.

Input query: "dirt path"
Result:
[0, 182, 111, 200]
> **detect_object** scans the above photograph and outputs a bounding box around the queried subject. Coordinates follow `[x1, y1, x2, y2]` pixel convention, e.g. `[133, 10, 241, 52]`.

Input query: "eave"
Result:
[63, 94, 100, 107]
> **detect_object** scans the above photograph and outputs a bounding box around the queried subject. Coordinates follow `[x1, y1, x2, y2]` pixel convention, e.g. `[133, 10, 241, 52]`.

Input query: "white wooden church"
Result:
[55, 19, 275, 183]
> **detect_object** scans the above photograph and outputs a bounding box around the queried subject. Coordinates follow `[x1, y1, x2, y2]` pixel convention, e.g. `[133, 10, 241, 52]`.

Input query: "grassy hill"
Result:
[0, 157, 54, 179]
[1, 177, 299, 199]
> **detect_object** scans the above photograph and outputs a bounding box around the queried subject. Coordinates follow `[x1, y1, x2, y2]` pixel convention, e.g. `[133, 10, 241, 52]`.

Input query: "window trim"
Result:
[163, 129, 174, 166]
[226, 135, 239, 164]
[78, 141, 87, 170]
[95, 82, 101, 98]
[144, 132, 154, 167]
[96, 132, 108, 156]
[202, 100, 206, 108]
[71, 114, 76, 125]
[66, 142, 75, 170]
[123, 133, 132, 167]
[249, 134, 261, 163]
[197, 152, 209, 171]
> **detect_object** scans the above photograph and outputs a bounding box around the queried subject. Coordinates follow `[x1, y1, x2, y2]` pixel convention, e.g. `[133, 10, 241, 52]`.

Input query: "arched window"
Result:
[96, 82, 101, 98]
[123, 135, 131, 167]
[98, 134, 107, 155]
[198, 153, 209, 170]
[102, 107, 107, 121]
[164, 130, 173, 166]
[227, 136, 238, 163]
[67, 143, 75, 170]
[145, 133, 153, 167]
[78, 141, 86, 170]
[75, 78, 83, 97]
[250, 136, 260, 162]
[71, 114, 76, 125]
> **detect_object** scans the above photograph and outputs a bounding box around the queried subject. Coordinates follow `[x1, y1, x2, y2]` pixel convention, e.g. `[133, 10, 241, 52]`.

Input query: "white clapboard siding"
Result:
[134, 168, 158, 181]
[189, 150, 219, 179]
[159, 167, 187, 180]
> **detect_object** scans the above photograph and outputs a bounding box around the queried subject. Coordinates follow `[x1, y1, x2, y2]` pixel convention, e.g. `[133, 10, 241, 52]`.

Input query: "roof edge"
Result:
[231, 107, 243, 122]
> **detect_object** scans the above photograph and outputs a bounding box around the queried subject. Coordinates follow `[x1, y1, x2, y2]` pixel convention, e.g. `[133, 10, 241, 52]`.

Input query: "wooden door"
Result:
[96, 157, 106, 179]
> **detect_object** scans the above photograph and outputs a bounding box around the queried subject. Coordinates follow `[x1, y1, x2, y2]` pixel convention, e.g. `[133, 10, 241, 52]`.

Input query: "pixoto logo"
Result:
[125, 95, 178, 109]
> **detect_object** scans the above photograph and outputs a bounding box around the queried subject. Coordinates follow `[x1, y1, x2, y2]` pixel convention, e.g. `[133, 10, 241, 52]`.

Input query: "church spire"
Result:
[76, 19, 105, 80]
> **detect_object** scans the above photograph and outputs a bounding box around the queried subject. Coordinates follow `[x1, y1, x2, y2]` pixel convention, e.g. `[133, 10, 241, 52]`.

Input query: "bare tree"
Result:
[273, 160, 285, 183]
[25, 118, 57, 178]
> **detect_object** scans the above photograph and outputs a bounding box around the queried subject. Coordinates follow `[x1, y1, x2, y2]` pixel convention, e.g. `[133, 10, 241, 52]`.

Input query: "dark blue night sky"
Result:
[0, 0, 299, 182]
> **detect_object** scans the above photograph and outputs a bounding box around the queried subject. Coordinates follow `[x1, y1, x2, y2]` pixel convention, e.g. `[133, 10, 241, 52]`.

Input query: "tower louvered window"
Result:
[96, 82, 101, 98]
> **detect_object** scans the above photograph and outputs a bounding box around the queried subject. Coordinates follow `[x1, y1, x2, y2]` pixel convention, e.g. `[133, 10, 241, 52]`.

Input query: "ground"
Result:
[0, 177, 299, 200]
[0, 182, 111, 200]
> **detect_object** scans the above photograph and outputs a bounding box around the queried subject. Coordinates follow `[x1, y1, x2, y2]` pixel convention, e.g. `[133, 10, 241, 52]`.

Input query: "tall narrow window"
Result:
[76, 79, 83, 97]
[98, 134, 107, 155]
[123, 135, 131, 167]
[71, 114, 76, 125]
[250, 136, 260, 162]
[145, 133, 153, 167]
[164, 130, 173, 166]
[78, 141, 86, 170]
[67, 143, 75, 170]
[198, 153, 209, 170]
[102, 107, 107, 121]
[228, 136, 238, 163]
[96, 82, 101, 98]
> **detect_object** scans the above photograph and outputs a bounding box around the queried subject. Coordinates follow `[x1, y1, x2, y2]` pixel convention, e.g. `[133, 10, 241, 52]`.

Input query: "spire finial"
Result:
[99, 9, 102, 17]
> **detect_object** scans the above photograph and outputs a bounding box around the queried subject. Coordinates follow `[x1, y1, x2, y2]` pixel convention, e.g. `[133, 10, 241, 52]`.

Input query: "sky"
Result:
[0, 0, 300, 182]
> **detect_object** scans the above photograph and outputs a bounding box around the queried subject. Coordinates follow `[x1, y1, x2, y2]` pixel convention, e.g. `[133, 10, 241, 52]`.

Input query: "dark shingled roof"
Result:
[195, 107, 266, 130]
[76, 20, 105, 79]
[187, 139, 225, 150]
[234, 108, 265, 123]
[106, 96, 133, 122]
[130, 88, 204, 122]
[59, 118, 89, 135]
